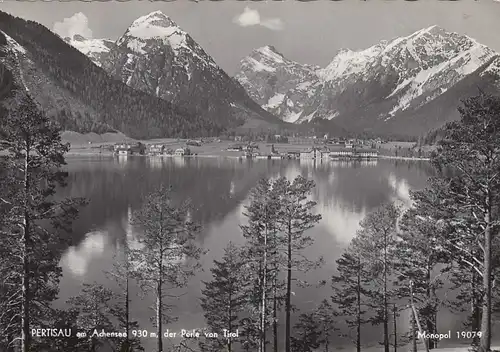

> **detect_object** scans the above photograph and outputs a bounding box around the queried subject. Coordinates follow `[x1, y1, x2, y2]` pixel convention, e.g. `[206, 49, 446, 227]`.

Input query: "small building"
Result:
[286, 151, 301, 159]
[329, 147, 378, 159]
[116, 148, 132, 155]
[299, 150, 315, 159]
[148, 144, 165, 155]
[356, 149, 379, 158]
[114, 143, 133, 155]
[329, 146, 355, 158]
[299, 147, 324, 159]
[174, 147, 192, 156]
[320, 150, 331, 159]
[115, 142, 145, 155]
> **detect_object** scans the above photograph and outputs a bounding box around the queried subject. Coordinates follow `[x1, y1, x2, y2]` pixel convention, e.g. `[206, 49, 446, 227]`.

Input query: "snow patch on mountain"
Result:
[284, 110, 302, 123]
[125, 20, 186, 51]
[72, 39, 110, 54]
[263, 93, 285, 109]
[483, 57, 500, 76]
[256, 45, 285, 63]
[326, 111, 339, 120]
[319, 44, 386, 81]
[389, 63, 451, 114]
[296, 110, 317, 124]
[1, 31, 27, 54]
[296, 81, 312, 90]
[388, 39, 495, 115]
[245, 57, 276, 72]
[118, 12, 185, 49]
[126, 39, 146, 54]
[64, 35, 115, 67]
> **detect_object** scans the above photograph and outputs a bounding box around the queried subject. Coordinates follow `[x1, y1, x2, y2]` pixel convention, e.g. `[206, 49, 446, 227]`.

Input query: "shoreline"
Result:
[378, 155, 430, 161]
[64, 148, 431, 161]
[62, 137, 432, 161]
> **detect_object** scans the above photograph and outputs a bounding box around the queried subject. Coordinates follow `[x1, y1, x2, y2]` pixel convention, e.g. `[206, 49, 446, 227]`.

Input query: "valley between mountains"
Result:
[1, 10, 499, 140]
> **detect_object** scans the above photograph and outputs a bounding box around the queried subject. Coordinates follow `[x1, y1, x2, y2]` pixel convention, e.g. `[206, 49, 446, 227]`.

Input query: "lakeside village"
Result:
[112, 135, 385, 161]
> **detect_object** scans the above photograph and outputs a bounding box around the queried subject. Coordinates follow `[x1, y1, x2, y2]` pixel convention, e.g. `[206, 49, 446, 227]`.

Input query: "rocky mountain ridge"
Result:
[236, 26, 500, 137]
[67, 11, 281, 129]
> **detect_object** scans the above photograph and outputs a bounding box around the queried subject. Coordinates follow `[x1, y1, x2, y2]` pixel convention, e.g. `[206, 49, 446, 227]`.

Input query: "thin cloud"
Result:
[233, 7, 284, 31]
[53, 12, 93, 40]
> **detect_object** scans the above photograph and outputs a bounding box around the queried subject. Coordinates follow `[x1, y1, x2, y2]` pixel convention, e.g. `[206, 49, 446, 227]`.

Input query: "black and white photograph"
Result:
[1, 0, 500, 351]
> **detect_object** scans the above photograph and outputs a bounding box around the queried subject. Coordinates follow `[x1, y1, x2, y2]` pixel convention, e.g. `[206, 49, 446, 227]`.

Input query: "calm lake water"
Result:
[53, 156, 496, 351]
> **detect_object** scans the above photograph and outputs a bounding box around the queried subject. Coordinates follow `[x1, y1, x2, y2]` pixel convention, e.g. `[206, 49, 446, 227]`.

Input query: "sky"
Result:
[2, 0, 500, 75]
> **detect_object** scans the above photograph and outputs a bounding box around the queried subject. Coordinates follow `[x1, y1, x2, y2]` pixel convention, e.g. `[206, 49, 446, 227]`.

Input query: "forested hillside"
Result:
[0, 11, 233, 139]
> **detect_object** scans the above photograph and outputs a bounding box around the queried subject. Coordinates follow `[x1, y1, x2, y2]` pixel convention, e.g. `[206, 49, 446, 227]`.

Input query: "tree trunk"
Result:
[260, 224, 268, 352]
[411, 309, 417, 352]
[21, 225, 30, 352]
[272, 234, 278, 352]
[426, 266, 436, 350]
[285, 223, 292, 352]
[383, 234, 389, 352]
[472, 267, 481, 346]
[357, 259, 361, 352]
[157, 280, 162, 352]
[21, 151, 30, 352]
[410, 282, 429, 352]
[479, 203, 492, 352]
[228, 291, 232, 352]
[273, 281, 278, 352]
[125, 274, 130, 349]
[324, 328, 329, 352]
[393, 304, 397, 352]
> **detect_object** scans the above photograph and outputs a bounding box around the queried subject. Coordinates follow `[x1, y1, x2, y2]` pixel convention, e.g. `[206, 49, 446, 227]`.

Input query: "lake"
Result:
[53, 156, 491, 351]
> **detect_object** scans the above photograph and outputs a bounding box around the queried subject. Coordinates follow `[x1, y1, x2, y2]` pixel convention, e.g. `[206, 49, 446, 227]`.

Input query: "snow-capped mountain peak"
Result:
[117, 11, 188, 53]
[133, 10, 177, 28]
[253, 45, 285, 63]
[319, 43, 387, 81]
[124, 11, 179, 41]
[235, 25, 500, 136]
[88, 10, 278, 128]
[112, 10, 219, 72]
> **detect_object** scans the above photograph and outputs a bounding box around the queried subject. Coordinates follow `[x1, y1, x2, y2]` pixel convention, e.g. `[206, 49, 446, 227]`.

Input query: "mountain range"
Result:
[0, 10, 280, 140]
[236, 26, 500, 137]
[1, 9, 500, 140]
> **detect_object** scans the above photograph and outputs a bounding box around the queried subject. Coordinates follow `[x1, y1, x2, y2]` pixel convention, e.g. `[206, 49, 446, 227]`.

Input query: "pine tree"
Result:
[411, 92, 500, 352]
[290, 312, 324, 352]
[240, 178, 281, 352]
[66, 282, 116, 352]
[331, 241, 369, 352]
[130, 186, 204, 352]
[314, 299, 338, 352]
[354, 203, 400, 352]
[272, 176, 323, 352]
[269, 230, 287, 352]
[239, 317, 260, 352]
[105, 235, 144, 352]
[394, 209, 448, 349]
[0, 92, 85, 352]
[200, 242, 248, 352]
